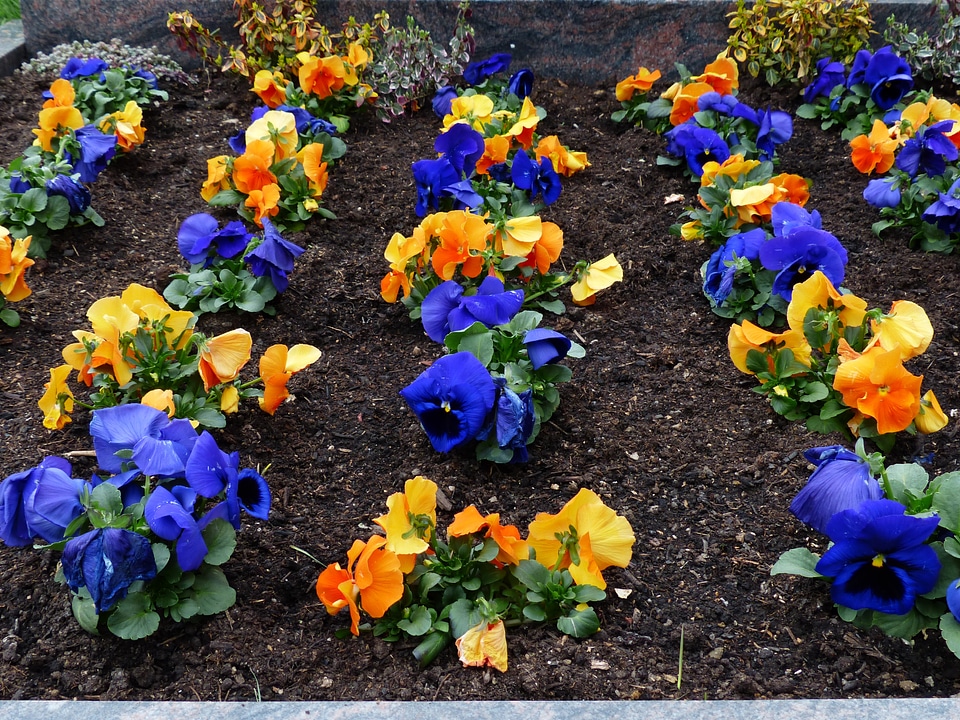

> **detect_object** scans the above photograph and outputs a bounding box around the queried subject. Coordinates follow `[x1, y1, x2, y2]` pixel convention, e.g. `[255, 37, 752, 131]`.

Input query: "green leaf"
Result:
[17, 187, 47, 213]
[201, 519, 237, 566]
[513, 559, 551, 590]
[557, 607, 600, 637]
[572, 584, 606, 603]
[885, 463, 930, 506]
[90, 482, 123, 515]
[152, 542, 171, 574]
[0, 307, 20, 327]
[447, 598, 481, 639]
[795, 104, 818, 119]
[523, 604, 547, 622]
[71, 591, 100, 635]
[940, 613, 960, 660]
[872, 607, 937, 639]
[770, 547, 823, 578]
[412, 631, 451, 668]
[397, 605, 434, 636]
[42, 195, 71, 230]
[931, 473, 960, 535]
[107, 592, 160, 640]
[798, 381, 828, 403]
[190, 566, 236, 615]
[447, 326, 494, 366]
[536, 299, 566, 315]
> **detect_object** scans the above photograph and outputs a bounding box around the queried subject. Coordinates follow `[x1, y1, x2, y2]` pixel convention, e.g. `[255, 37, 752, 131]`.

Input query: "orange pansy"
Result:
[850, 119, 898, 175]
[727, 320, 812, 375]
[258, 343, 322, 415]
[245, 183, 281, 226]
[232, 139, 278, 194]
[615, 67, 662, 101]
[833, 346, 923, 434]
[197, 328, 252, 392]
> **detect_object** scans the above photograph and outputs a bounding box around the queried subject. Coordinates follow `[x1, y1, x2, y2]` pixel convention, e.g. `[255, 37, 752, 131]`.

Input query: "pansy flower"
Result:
[456, 620, 509, 672]
[448, 505, 529, 566]
[511, 150, 562, 204]
[803, 57, 846, 103]
[72, 125, 118, 182]
[435, 123, 485, 176]
[789, 446, 883, 534]
[197, 328, 252, 392]
[895, 120, 958, 179]
[144, 485, 208, 572]
[39, 364, 75, 430]
[244, 217, 305, 292]
[296, 51, 358, 98]
[833, 346, 923, 434]
[421, 276, 523, 343]
[0, 231, 34, 303]
[850, 119, 898, 175]
[863, 177, 901, 209]
[922, 176, 960, 233]
[373, 476, 437, 569]
[463, 52, 512, 85]
[616, 67, 662, 102]
[570, 254, 623, 306]
[89, 404, 199, 478]
[101, 100, 145, 151]
[759, 226, 848, 301]
[61, 527, 157, 614]
[508, 68, 534, 100]
[523, 328, 573, 370]
[177, 213, 253, 266]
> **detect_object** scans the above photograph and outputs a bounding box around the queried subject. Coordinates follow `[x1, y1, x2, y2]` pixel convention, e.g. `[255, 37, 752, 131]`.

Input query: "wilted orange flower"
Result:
[374, 476, 438, 571]
[615, 67, 662, 101]
[692, 54, 739, 95]
[669, 81, 714, 126]
[297, 143, 329, 197]
[219, 385, 240, 414]
[201, 155, 231, 202]
[527, 488, 635, 589]
[251, 70, 289, 108]
[915, 389, 949, 434]
[315, 535, 404, 635]
[258, 343, 322, 414]
[245, 183, 281, 226]
[786, 271, 868, 336]
[197, 328, 252, 392]
[141, 388, 176, 417]
[456, 620, 508, 672]
[535, 135, 590, 176]
[833, 345, 923, 434]
[379, 269, 410, 303]
[850, 119, 898, 175]
[0, 231, 34, 302]
[101, 100, 145, 152]
[430, 210, 493, 280]
[246, 110, 299, 161]
[39, 364, 75, 430]
[297, 51, 358, 99]
[476, 134, 511, 175]
[570, 254, 623, 306]
[866, 300, 933, 361]
[727, 320, 813, 375]
[448, 505, 529, 566]
[232, 139, 277, 194]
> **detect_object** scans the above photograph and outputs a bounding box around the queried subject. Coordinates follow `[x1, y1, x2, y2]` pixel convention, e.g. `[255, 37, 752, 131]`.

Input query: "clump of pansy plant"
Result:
[0, 225, 34, 327]
[698, 197, 851, 327]
[163, 214, 305, 316]
[382, 53, 620, 316]
[797, 45, 917, 140]
[0, 55, 168, 257]
[846, 93, 960, 253]
[771, 438, 960, 663]
[0, 404, 271, 640]
[39, 282, 321, 431]
[201, 106, 347, 233]
[728, 270, 948, 452]
[612, 54, 795, 177]
[316, 476, 635, 670]
[400, 275, 585, 463]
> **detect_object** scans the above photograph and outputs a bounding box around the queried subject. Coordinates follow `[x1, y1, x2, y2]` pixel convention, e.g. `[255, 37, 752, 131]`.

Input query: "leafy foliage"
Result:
[885, 0, 960, 88]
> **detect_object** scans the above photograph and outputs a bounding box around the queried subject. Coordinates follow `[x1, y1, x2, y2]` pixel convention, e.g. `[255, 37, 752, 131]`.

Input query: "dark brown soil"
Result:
[1, 66, 959, 702]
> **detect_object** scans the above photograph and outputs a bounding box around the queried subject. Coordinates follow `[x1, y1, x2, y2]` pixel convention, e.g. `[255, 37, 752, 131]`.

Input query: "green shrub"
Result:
[885, 0, 960, 88]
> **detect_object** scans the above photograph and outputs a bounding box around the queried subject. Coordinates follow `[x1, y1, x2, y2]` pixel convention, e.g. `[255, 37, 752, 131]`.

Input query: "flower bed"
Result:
[1, 53, 959, 703]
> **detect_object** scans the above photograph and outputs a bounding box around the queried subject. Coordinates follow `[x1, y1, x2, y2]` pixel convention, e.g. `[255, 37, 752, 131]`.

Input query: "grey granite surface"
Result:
[18, 0, 945, 84]
[2, 699, 960, 719]
[0, 20, 25, 76]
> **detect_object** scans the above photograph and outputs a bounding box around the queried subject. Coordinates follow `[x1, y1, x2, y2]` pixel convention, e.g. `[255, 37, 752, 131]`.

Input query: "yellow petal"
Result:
[284, 344, 322, 373]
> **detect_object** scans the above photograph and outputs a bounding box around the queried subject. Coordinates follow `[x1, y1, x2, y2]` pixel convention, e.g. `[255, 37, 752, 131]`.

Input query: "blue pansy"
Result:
[421, 276, 524, 343]
[178, 213, 253, 266]
[60, 57, 109, 80]
[815, 499, 940, 616]
[435, 123, 485, 175]
[8, 173, 31, 193]
[863, 177, 901, 208]
[432, 86, 459, 117]
[400, 352, 497, 453]
[45, 174, 91, 214]
[803, 57, 846, 103]
[276, 104, 338, 136]
[922, 177, 960, 234]
[770, 202, 822, 237]
[702, 227, 766, 305]
[61, 527, 157, 613]
[511, 150, 562, 205]
[759, 226, 848, 300]
[697, 91, 740, 115]
[463, 53, 512, 85]
[412, 157, 462, 216]
[507, 69, 534, 100]
[494, 382, 536, 463]
[523, 328, 572, 370]
[244, 217, 305, 293]
[0, 456, 76, 546]
[89, 405, 199, 478]
[665, 124, 730, 177]
[895, 120, 958, 179]
[789, 446, 884, 535]
[145, 485, 208, 572]
[863, 46, 914, 110]
[846, 48, 874, 88]
[73, 125, 118, 183]
[28, 461, 91, 543]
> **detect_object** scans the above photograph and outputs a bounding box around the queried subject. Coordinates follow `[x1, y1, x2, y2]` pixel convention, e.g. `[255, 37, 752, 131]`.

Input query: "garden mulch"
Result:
[1, 66, 959, 701]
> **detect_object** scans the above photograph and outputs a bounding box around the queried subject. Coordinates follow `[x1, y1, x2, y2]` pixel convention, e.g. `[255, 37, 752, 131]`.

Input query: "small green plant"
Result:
[885, 0, 960, 88]
[726, 0, 873, 86]
[21, 39, 192, 86]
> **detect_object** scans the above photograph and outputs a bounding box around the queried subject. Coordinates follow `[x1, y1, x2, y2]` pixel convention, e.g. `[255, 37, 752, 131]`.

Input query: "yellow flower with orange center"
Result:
[615, 67, 662, 102]
[521, 220, 563, 274]
[786, 271, 867, 336]
[0, 231, 34, 302]
[197, 328, 252, 392]
[374, 476, 438, 573]
[534, 135, 590, 176]
[443, 94, 495, 133]
[570, 254, 623, 306]
[251, 70, 289, 108]
[101, 100, 145, 152]
[315, 535, 404, 635]
[246, 110, 298, 161]
[498, 214, 543, 257]
[39, 364, 74, 430]
[296, 51, 358, 99]
[201, 155, 231, 202]
[379, 269, 410, 303]
[526, 488, 635, 590]
[727, 320, 812, 375]
[503, 96, 540, 149]
[833, 345, 923, 435]
[700, 154, 761, 187]
[258, 343, 322, 415]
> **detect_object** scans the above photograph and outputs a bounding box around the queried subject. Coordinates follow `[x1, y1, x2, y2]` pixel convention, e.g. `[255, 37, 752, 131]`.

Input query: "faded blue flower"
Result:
[61, 527, 157, 613]
[789, 446, 883, 534]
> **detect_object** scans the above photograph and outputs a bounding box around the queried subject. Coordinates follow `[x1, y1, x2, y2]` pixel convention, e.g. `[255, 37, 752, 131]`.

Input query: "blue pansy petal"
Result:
[62, 528, 157, 613]
[432, 86, 458, 117]
[30, 467, 87, 537]
[145, 486, 207, 572]
[947, 579, 960, 621]
[523, 328, 572, 369]
[237, 468, 271, 520]
[177, 213, 220, 264]
[789, 446, 882, 534]
[507, 69, 534, 100]
[421, 281, 465, 342]
[184, 431, 234, 497]
[90, 405, 171, 473]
